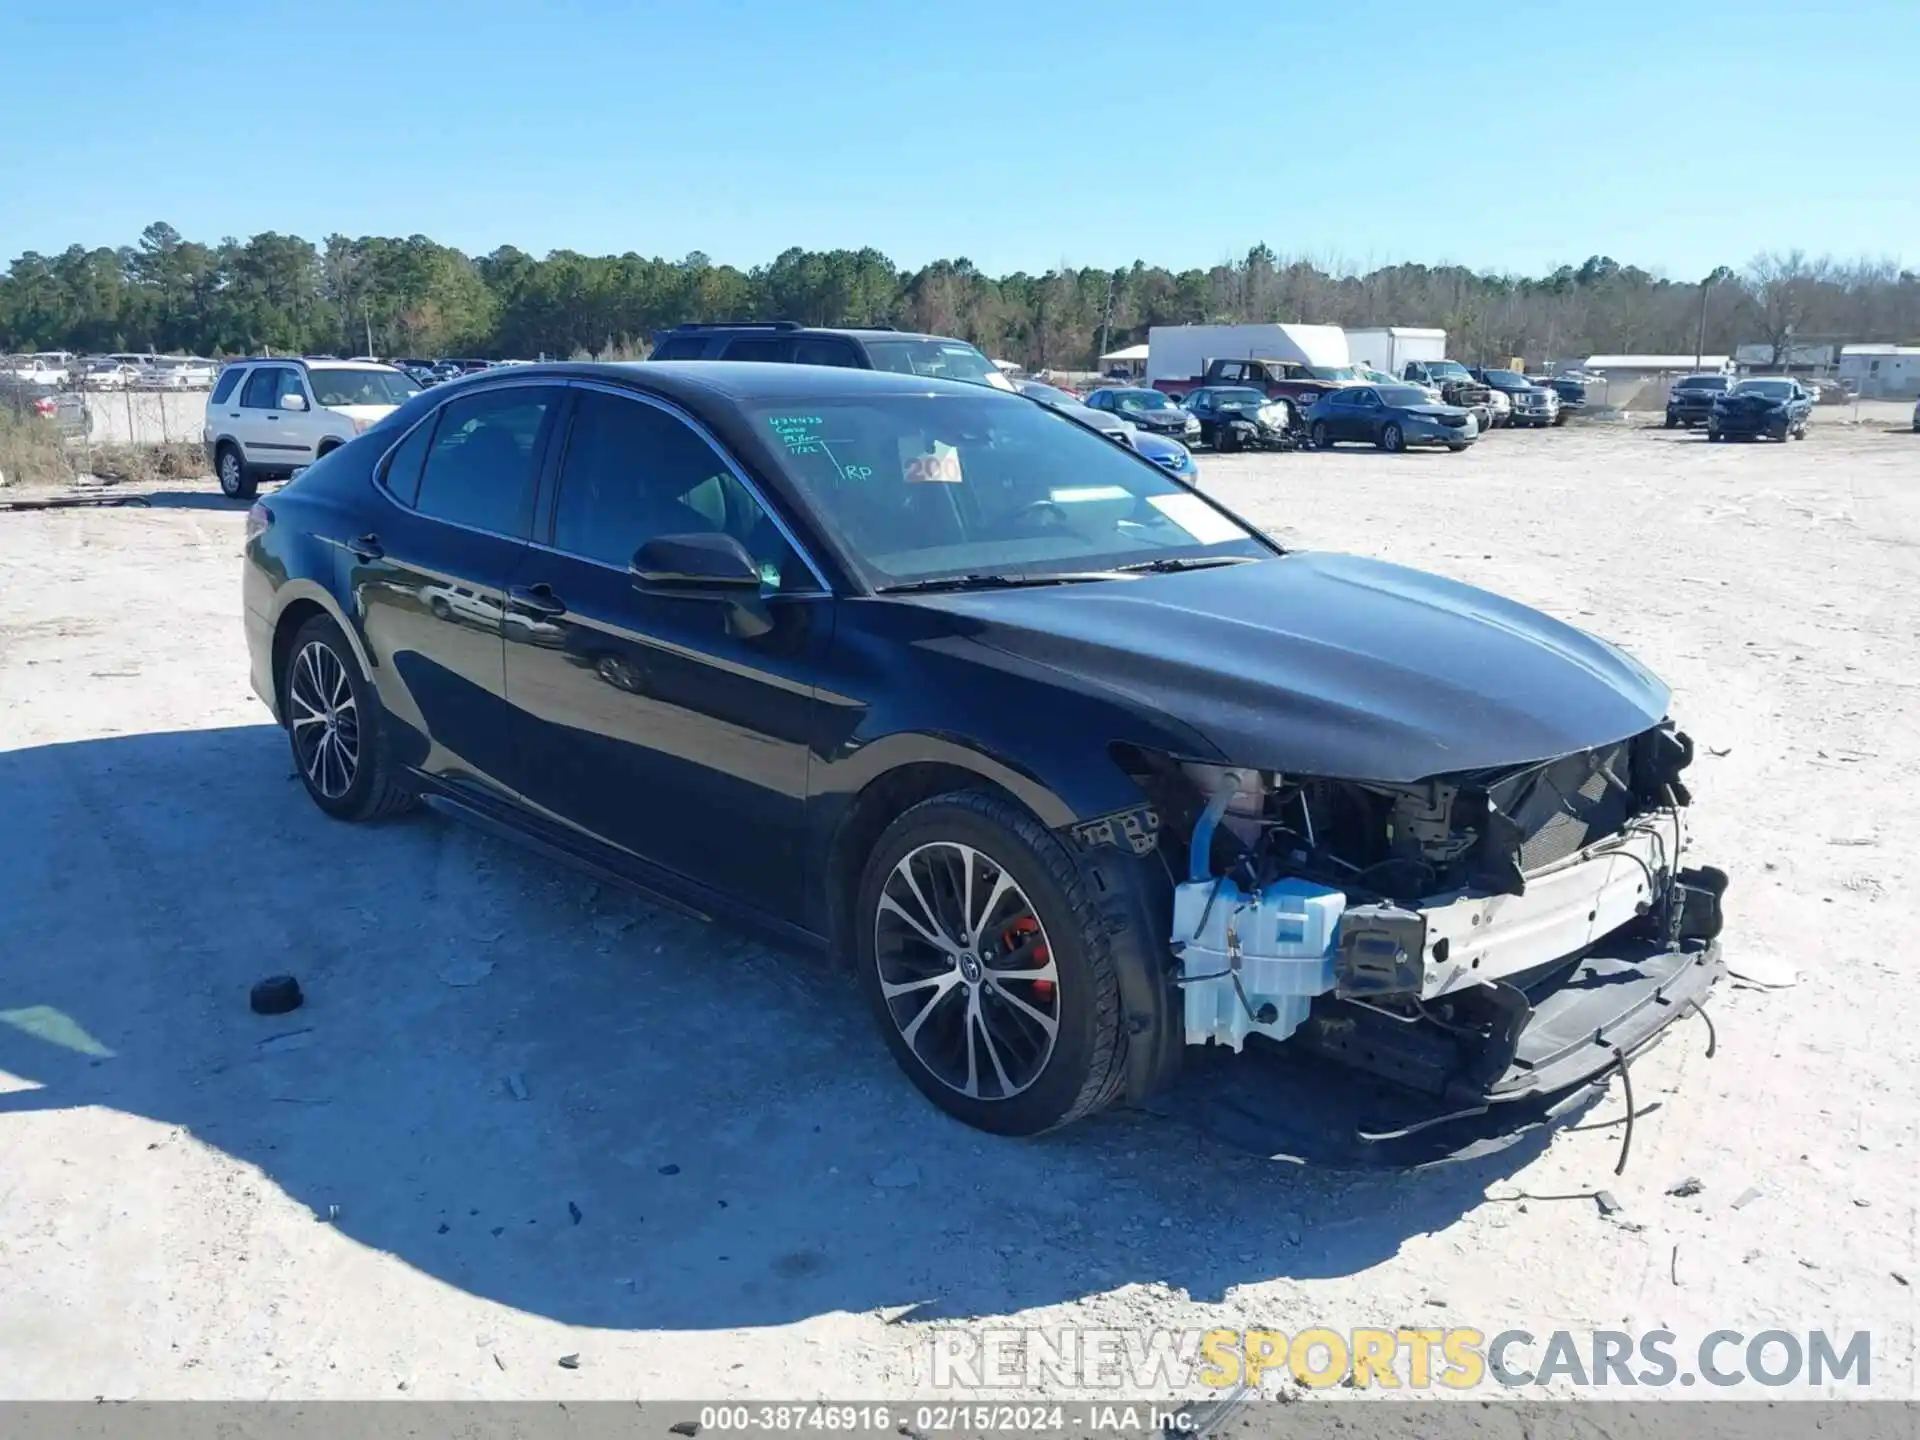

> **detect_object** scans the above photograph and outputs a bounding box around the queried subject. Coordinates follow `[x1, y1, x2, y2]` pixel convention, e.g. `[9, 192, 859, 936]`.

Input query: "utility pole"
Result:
[1695, 280, 1710, 373]
[1097, 273, 1117, 371]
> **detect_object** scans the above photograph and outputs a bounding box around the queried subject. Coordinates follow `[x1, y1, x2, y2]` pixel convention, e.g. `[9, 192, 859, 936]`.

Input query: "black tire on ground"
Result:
[1216, 427, 1238, 453]
[1380, 422, 1404, 452]
[282, 613, 416, 822]
[1309, 420, 1330, 449]
[1665, 416, 1677, 428]
[1793, 423, 1808, 440]
[217, 443, 257, 500]
[854, 790, 1128, 1136]
[1554, 410, 1570, 426]
[1448, 442, 1470, 452]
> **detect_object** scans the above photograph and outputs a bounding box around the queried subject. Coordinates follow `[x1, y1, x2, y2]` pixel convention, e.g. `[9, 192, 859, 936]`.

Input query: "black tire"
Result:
[281, 613, 416, 822]
[1793, 423, 1808, 440]
[1664, 416, 1677, 428]
[1216, 426, 1238, 454]
[1447, 443, 1470, 453]
[1309, 420, 1330, 449]
[216, 443, 257, 500]
[854, 791, 1127, 1136]
[1380, 422, 1404, 453]
[1553, 410, 1569, 427]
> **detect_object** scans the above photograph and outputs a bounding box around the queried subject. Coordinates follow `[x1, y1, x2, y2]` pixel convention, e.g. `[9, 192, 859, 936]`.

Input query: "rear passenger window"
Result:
[211, 367, 245, 404]
[791, 338, 859, 367]
[649, 336, 708, 361]
[412, 386, 558, 536]
[240, 367, 286, 408]
[379, 414, 438, 507]
[720, 338, 792, 362]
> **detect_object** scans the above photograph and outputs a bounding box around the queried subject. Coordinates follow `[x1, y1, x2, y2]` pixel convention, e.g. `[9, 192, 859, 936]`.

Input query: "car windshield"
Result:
[1377, 385, 1434, 407]
[1304, 365, 1360, 382]
[1734, 379, 1796, 398]
[1427, 361, 1471, 379]
[1207, 388, 1266, 407]
[306, 367, 422, 408]
[1484, 370, 1528, 387]
[1112, 390, 1172, 412]
[1676, 375, 1728, 391]
[864, 338, 1004, 388]
[751, 393, 1267, 588]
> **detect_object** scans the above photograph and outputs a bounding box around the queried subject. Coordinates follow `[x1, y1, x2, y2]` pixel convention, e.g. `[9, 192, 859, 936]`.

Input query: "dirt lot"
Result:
[1, 417, 1916, 1403]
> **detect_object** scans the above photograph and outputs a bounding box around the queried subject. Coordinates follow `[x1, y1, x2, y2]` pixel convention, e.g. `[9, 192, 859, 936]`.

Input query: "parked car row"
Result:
[1665, 373, 1816, 441]
[3, 352, 220, 391]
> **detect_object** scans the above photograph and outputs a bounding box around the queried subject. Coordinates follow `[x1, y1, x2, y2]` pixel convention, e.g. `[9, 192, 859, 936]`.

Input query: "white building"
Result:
[1581, 353, 1731, 379]
[1837, 344, 1920, 398]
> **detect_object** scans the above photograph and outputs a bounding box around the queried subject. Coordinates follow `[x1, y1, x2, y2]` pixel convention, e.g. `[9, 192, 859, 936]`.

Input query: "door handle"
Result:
[347, 532, 383, 561]
[508, 584, 567, 617]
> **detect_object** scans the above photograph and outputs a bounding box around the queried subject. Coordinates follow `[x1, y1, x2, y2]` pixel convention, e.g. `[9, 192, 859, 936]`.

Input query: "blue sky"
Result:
[4, 0, 1912, 279]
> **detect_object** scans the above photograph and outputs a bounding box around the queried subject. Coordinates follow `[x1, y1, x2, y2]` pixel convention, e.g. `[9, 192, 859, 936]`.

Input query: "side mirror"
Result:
[630, 532, 763, 595]
[280, 393, 308, 411]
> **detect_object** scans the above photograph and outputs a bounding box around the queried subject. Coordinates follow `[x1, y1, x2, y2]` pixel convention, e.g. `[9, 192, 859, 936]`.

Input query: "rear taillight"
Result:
[245, 503, 273, 543]
[32, 397, 55, 417]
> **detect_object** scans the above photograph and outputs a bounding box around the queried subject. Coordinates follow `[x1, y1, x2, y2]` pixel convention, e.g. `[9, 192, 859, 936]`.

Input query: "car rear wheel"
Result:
[855, 791, 1126, 1136]
[1380, 422, 1404, 453]
[1309, 421, 1330, 449]
[217, 444, 257, 500]
[282, 614, 416, 822]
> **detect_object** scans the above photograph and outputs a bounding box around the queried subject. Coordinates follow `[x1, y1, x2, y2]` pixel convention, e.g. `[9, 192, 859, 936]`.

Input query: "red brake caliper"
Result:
[1001, 917, 1053, 1003]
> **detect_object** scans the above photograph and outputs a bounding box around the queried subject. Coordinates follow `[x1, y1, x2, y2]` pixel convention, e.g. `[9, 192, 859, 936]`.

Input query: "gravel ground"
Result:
[0, 418, 1915, 1404]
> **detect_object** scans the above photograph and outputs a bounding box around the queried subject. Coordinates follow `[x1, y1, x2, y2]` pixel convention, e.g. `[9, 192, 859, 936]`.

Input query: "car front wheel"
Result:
[855, 792, 1126, 1136]
[282, 614, 416, 822]
[1380, 422, 1404, 452]
[1309, 420, 1330, 449]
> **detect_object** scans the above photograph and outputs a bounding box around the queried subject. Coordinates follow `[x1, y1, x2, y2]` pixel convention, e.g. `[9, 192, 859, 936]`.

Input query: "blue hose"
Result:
[1189, 771, 1243, 883]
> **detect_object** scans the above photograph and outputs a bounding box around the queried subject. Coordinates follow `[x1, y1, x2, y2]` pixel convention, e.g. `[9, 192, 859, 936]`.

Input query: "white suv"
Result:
[204, 358, 421, 498]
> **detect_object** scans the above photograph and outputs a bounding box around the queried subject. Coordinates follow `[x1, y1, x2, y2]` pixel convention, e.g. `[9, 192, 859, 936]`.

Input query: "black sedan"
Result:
[1182, 385, 1294, 450]
[1708, 377, 1812, 442]
[1301, 384, 1478, 452]
[242, 361, 1725, 1154]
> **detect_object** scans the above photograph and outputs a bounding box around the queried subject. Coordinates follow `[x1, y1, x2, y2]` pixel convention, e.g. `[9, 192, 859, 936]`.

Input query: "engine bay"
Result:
[1118, 723, 1725, 1093]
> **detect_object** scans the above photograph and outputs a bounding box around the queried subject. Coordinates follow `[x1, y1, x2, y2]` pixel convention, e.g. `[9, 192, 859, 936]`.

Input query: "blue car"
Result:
[1129, 428, 1200, 480]
[1019, 381, 1200, 479]
[1303, 383, 1479, 452]
[1707, 377, 1812, 442]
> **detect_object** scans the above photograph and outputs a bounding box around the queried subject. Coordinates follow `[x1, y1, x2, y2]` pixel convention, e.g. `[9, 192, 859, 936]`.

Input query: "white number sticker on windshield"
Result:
[904, 441, 963, 484]
[1146, 492, 1244, 544]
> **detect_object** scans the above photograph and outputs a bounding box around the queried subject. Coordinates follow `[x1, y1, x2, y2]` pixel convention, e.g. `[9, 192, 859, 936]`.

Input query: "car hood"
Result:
[1403, 403, 1471, 420]
[910, 552, 1669, 782]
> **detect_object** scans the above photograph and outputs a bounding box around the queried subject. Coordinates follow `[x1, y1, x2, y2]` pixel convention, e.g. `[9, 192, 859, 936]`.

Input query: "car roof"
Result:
[225, 357, 406, 372]
[428, 359, 1017, 407]
[663, 322, 959, 344]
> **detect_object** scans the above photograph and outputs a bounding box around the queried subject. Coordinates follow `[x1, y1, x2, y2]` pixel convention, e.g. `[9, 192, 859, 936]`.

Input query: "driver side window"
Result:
[551, 390, 803, 589]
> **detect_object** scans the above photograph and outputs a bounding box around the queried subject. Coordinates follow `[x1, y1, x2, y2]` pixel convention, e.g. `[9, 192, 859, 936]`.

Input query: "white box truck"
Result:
[1344, 327, 1447, 380]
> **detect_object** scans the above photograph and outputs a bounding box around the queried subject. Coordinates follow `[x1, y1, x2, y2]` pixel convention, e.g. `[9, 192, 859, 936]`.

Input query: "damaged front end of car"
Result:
[1121, 724, 1727, 1167]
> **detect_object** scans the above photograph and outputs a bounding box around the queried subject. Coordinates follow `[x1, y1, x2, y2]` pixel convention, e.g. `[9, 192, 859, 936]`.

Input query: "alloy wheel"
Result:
[288, 639, 360, 800]
[872, 841, 1060, 1101]
[219, 451, 242, 497]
